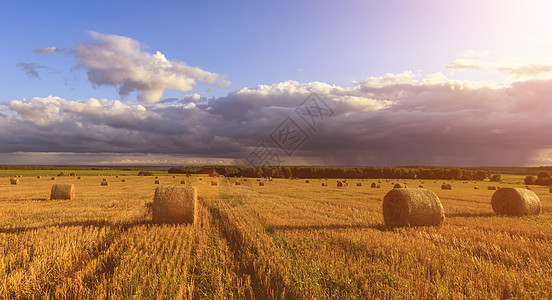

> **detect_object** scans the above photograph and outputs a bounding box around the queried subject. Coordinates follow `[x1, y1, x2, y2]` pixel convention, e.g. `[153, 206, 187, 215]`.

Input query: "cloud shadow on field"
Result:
[0, 218, 151, 235]
[265, 223, 389, 233]
[445, 212, 495, 218]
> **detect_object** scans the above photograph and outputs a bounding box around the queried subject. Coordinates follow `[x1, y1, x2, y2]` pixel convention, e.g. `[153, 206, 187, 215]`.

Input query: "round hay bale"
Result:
[259, 182, 265, 186]
[418, 185, 423, 188]
[51, 177, 56, 180]
[101, 181, 109, 186]
[337, 181, 348, 187]
[487, 186, 497, 190]
[305, 180, 310, 183]
[116, 175, 119, 178]
[77, 176, 82, 179]
[356, 183, 362, 186]
[153, 186, 197, 224]
[474, 186, 479, 189]
[37, 176, 41, 179]
[121, 179, 126, 182]
[441, 183, 452, 190]
[172, 176, 176, 179]
[10, 178, 19, 185]
[211, 181, 218, 186]
[394, 183, 407, 188]
[243, 178, 247, 181]
[235, 181, 241, 185]
[102, 178, 107, 182]
[371, 182, 377, 188]
[322, 182, 327, 186]
[50, 184, 75, 200]
[382, 188, 445, 227]
[155, 180, 160, 184]
[491, 187, 541, 216]
[180, 180, 186, 184]
[155, 176, 159, 179]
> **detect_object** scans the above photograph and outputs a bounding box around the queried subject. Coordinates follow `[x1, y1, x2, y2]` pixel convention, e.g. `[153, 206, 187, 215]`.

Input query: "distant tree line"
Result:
[524, 172, 552, 186]
[168, 165, 500, 180]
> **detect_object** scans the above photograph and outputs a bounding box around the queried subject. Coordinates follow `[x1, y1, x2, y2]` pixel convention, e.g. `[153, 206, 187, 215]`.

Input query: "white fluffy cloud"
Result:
[447, 59, 552, 79]
[71, 32, 229, 103]
[3, 72, 552, 166]
[34, 46, 61, 55]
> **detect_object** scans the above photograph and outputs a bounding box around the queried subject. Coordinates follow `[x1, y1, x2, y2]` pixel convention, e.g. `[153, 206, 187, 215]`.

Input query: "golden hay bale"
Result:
[419, 185, 423, 188]
[441, 183, 452, 190]
[51, 177, 56, 180]
[235, 181, 241, 185]
[102, 178, 107, 182]
[382, 188, 445, 227]
[259, 182, 265, 186]
[37, 176, 41, 179]
[181, 180, 186, 184]
[242, 178, 247, 181]
[155, 180, 160, 184]
[121, 179, 126, 182]
[322, 183, 327, 186]
[257, 178, 261, 182]
[101, 181, 109, 186]
[394, 183, 407, 188]
[172, 176, 176, 179]
[371, 182, 377, 188]
[474, 187, 479, 190]
[50, 184, 75, 200]
[488, 186, 497, 190]
[77, 176, 81, 179]
[211, 181, 218, 186]
[153, 186, 197, 224]
[305, 180, 310, 183]
[491, 187, 541, 216]
[116, 175, 119, 178]
[10, 178, 19, 185]
[155, 176, 159, 179]
[356, 183, 362, 186]
[199, 177, 203, 181]
[337, 181, 348, 187]
[17, 175, 22, 178]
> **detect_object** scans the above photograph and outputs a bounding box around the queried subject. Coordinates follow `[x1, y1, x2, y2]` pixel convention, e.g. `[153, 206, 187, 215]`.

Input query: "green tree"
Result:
[524, 175, 535, 185]
[475, 170, 487, 181]
[489, 174, 501, 182]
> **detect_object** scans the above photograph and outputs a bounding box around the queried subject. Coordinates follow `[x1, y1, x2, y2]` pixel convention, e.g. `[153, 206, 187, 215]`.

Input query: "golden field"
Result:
[1, 174, 551, 299]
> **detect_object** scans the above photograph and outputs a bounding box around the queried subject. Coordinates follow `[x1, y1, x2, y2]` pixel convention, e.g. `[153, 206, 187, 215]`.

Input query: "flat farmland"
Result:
[1, 174, 551, 299]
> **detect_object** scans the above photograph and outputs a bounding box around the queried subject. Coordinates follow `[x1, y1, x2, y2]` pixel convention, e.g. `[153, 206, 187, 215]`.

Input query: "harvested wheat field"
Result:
[1, 173, 552, 299]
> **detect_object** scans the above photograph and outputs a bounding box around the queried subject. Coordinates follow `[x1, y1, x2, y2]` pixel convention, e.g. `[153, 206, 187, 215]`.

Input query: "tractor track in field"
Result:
[201, 193, 303, 300]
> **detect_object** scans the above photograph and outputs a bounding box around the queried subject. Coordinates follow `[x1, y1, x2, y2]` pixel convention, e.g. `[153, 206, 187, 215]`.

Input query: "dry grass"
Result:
[1, 175, 552, 299]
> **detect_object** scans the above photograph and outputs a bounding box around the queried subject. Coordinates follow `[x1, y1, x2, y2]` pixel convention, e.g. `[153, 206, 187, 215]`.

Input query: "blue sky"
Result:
[2, 0, 552, 166]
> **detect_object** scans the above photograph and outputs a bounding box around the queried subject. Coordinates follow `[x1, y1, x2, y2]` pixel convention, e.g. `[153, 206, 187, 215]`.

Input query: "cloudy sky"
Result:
[2, 0, 552, 166]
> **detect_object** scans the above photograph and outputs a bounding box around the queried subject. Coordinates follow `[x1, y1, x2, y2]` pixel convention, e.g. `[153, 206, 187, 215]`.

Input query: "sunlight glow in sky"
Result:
[1, 0, 552, 166]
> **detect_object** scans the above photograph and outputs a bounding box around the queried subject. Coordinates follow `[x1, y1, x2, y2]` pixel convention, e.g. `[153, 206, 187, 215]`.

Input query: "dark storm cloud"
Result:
[2, 73, 552, 166]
